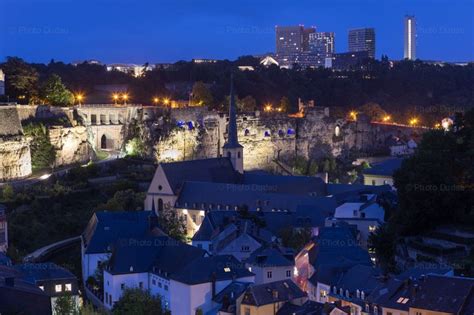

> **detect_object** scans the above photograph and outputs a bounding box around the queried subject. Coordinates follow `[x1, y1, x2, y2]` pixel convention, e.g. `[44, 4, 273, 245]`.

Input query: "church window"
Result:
[335, 125, 341, 137]
[264, 131, 271, 137]
[158, 185, 162, 191]
[278, 130, 284, 137]
[244, 129, 250, 136]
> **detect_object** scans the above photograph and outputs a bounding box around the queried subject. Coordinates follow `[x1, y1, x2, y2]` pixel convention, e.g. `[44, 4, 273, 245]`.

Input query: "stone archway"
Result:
[101, 134, 107, 149]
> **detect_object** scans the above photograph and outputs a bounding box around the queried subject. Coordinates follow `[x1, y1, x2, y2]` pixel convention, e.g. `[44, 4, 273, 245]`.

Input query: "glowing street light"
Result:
[163, 98, 170, 106]
[75, 93, 84, 105]
[264, 104, 273, 112]
[153, 97, 159, 105]
[349, 111, 357, 121]
[409, 118, 419, 126]
[112, 93, 119, 104]
[122, 93, 129, 105]
[382, 115, 391, 122]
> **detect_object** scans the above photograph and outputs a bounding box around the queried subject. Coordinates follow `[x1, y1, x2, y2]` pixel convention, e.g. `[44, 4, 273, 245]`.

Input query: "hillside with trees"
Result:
[1, 56, 473, 125]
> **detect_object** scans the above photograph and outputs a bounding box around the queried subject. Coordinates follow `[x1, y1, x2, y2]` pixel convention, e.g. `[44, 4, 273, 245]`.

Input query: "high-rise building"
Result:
[404, 15, 416, 60]
[309, 32, 335, 56]
[348, 28, 375, 59]
[275, 25, 315, 55]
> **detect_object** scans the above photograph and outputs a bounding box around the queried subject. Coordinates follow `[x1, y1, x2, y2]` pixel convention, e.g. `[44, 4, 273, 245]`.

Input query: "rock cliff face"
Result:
[0, 106, 32, 181]
[49, 126, 92, 166]
[151, 107, 424, 170]
[0, 136, 32, 181]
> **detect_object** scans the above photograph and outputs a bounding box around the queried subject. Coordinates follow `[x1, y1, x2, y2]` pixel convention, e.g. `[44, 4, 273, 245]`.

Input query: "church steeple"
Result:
[223, 74, 244, 173]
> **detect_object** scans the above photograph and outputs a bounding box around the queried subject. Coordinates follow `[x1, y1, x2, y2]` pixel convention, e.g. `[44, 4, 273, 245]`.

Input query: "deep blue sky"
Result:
[1, 0, 473, 64]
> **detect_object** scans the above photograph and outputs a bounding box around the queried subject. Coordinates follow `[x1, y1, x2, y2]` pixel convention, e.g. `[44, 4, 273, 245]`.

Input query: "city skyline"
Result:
[1, 0, 473, 64]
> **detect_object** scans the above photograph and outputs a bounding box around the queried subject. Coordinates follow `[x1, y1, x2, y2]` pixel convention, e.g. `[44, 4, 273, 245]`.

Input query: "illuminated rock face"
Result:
[154, 107, 424, 170]
[49, 126, 92, 166]
[0, 137, 32, 181]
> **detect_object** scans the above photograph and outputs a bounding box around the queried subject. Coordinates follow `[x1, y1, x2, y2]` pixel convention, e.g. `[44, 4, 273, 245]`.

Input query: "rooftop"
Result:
[363, 158, 404, 177]
[241, 279, 307, 306]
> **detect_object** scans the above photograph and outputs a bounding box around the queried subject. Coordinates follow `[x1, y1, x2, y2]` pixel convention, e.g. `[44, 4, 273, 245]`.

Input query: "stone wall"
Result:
[155, 106, 425, 170]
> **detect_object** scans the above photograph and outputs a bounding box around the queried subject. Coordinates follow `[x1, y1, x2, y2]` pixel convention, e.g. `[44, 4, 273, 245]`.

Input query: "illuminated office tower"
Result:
[404, 15, 416, 60]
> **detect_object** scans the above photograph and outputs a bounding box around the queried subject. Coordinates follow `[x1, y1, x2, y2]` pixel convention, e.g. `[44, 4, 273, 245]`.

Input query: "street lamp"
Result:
[409, 118, 419, 126]
[382, 115, 391, 122]
[163, 98, 170, 106]
[349, 111, 357, 121]
[76, 93, 84, 105]
[153, 97, 159, 105]
[122, 93, 129, 105]
[112, 93, 119, 105]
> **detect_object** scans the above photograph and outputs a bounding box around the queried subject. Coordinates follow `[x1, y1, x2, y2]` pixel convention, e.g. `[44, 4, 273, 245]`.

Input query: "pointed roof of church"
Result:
[223, 74, 243, 149]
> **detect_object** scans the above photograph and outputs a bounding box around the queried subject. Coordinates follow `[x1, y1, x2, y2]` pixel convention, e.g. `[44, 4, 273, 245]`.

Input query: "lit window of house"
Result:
[65, 283, 72, 291]
[369, 225, 377, 232]
[55, 284, 62, 292]
[39, 285, 44, 291]
[224, 267, 231, 272]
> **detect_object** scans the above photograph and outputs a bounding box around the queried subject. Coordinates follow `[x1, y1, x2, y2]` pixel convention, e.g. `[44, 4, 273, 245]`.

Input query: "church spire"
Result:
[222, 73, 243, 173]
[223, 74, 242, 149]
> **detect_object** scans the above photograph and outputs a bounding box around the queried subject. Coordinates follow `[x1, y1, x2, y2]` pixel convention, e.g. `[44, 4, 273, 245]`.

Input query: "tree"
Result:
[191, 81, 213, 106]
[1, 56, 39, 102]
[279, 96, 290, 113]
[23, 123, 56, 170]
[1, 184, 14, 202]
[96, 189, 145, 211]
[40, 74, 74, 106]
[279, 227, 312, 251]
[112, 288, 170, 315]
[125, 137, 147, 157]
[358, 103, 387, 122]
[157, 209, 187, 242]
[368, 224, 397, 272]
[54, 292, 79, 315]
[239, 95, 257, 112]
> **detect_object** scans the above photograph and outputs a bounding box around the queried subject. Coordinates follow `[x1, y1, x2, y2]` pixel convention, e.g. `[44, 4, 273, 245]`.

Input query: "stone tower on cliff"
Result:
[222, 75, 244, 173]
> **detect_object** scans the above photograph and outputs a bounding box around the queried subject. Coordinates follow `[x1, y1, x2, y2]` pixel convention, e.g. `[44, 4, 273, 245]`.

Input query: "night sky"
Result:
[1, 0, 473, 64]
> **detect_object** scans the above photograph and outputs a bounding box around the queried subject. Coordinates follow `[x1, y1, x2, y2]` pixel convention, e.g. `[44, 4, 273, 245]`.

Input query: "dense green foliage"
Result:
[157, 208, 187, 242]
[279, 227, 313, 252]
[191, 81, 213, 106]
[22, 122, 56, 170]
[54, 293, 79, 315]
[1, 57, 39, 102]
[369, 109, 474, 272]
[112, 288, 170, 315]
[40, 74, 75, 106]
[393, 110, 474, 234]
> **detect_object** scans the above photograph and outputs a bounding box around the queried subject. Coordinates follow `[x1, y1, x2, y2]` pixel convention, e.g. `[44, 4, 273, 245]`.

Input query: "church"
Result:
[144, 77, 390, 237]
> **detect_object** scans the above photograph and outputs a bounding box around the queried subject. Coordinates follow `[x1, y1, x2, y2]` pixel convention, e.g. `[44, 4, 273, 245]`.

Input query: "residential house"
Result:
[14, 262, 80, 314]
[326, 264, 383, 315]
[325, 193, 385, 249]
[295, 226, 372, 304]
[213, 281, 252, 315]
[240, 279, 308, 315]
[192, 212, 275, 261]
[245, 245, 295, 285]
[368, 274, 474, 315]
[103, 236, 254, 314]
[81, 210, 162, 283]
[0, 265, 51, 315]
[363, 158, 404, 187]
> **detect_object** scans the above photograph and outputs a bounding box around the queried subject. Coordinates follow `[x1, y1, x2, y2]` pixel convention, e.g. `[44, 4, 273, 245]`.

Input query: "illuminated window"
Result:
[55, 284, 62, 292]
[39, 285, 44, 291]
[224, 267, 231, 272]
[65, 283, 72, 291]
